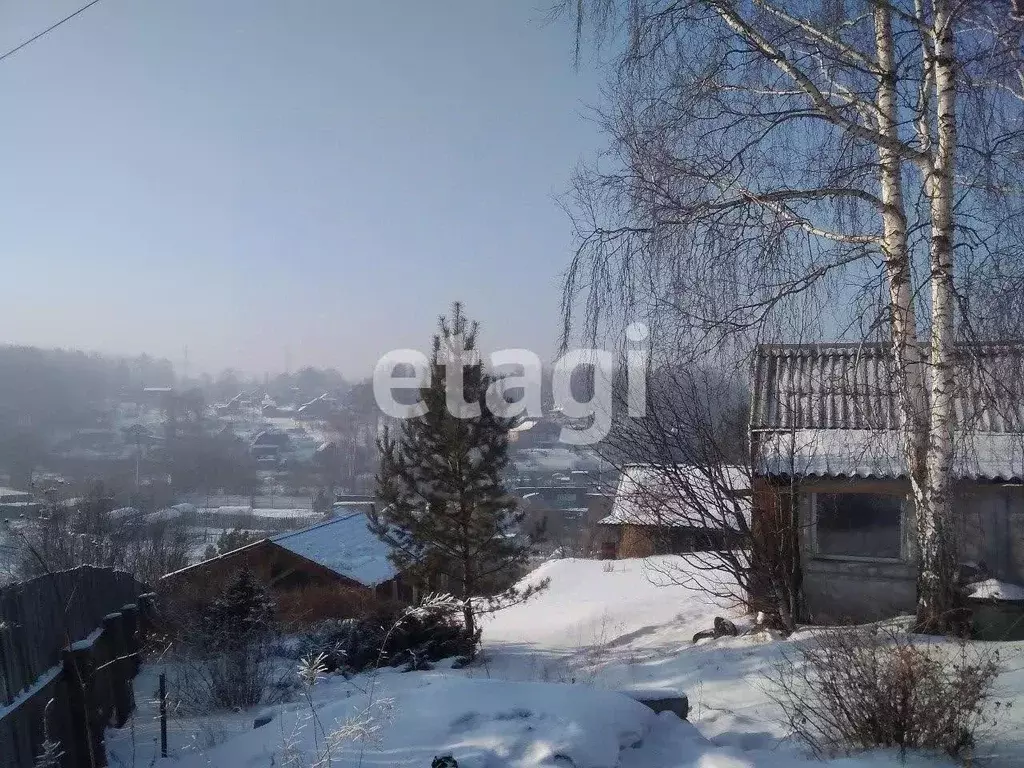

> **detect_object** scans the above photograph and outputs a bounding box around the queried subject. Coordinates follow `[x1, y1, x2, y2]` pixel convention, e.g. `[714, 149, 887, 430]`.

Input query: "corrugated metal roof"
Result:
[757, 429, 1024, 481]
[751, 342, 1024, 432]
[599, 464, 750, 529]
[751, 342, 1024, 480]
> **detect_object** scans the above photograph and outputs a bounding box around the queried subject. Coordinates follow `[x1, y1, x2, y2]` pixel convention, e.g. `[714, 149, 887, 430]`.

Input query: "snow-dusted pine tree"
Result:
[370, 303, 526, 639]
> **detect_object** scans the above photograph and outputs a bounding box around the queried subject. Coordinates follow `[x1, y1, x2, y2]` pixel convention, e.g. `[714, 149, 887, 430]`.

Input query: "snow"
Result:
[69, 626, 103, 652]
[0, 663, 60, 720]
[198, 505, 319, 520]
[599, 465, 750, 529]
[513, 447, 606, 473]
[483, 557, 726, 653]
[968, 578, 1024, 601]
[252, 508, 320, 520]
[108, 556, 1022, 768]
[172, 676, 662, 768]
[272, 512, 397, 587]
[757, 429, 1024, 481]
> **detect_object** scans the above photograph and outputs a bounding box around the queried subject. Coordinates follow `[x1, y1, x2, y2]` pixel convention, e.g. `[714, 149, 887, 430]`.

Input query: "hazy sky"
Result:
[0, 1, 606, 378]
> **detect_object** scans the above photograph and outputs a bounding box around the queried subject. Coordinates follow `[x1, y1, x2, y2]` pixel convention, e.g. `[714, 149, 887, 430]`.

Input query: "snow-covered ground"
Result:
[107, 557, 1024, 768]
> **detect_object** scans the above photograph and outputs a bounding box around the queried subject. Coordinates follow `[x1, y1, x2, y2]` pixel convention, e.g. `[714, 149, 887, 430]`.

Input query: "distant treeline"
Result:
[0, 345, 175, 434]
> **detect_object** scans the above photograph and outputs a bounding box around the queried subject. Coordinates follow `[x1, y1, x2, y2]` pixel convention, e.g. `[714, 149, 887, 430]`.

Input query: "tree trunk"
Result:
[461, 549, 478, 648]
[916, 0, 960, 634]
[874, 4, 948, 632]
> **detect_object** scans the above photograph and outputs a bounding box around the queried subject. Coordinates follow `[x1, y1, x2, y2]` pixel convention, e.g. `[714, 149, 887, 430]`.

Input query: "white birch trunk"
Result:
[874, 2, 930, 550]
[916, 0, 960, 632]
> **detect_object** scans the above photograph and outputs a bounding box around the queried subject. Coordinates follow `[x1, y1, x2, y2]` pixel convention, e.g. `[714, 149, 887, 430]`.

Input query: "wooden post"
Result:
[62, 644, 106, 768]
[159, 672, 168, 758]
[137, 593, 157, 640]
[119, 604, 141, 675]
[102, 612, 133, 728]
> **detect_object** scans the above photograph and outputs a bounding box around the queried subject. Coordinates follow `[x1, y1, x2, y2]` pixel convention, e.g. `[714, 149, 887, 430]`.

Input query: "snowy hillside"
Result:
[108, 556, 1023, 768]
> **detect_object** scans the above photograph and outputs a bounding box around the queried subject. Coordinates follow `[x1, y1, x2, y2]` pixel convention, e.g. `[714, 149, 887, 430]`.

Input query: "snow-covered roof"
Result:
[510, 419, 540, 432]
[600, 464, 750, 530]
[144, 507, 183, 523]
[751, 342, 1024, 480]
[0, 487, 33, 503]
[108, 506, 142, 522]
[271, 512, 396, 587]
[756, 429, 1024, 481]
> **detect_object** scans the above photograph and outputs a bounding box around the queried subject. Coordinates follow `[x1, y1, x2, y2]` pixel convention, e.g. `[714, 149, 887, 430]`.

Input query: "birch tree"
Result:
[561, 0, 1024, 632]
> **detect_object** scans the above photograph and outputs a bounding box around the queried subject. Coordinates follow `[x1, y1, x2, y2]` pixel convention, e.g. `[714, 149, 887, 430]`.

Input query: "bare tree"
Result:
[560, 0, 1024, 633]
[16, 485, 192, 585]
[597, 361, 807, 630]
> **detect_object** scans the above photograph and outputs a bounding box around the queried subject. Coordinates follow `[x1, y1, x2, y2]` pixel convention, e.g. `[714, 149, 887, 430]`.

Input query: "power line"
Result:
[0, 0, 107, 65]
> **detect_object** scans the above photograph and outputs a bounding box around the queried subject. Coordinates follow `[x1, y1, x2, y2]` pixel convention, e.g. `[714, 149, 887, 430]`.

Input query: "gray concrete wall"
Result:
[957, 485, 1024, 582]
[802, 557, 918, 623]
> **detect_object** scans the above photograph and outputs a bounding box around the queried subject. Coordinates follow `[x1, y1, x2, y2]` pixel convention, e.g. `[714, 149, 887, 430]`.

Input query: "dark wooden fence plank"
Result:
[0, 567, 147, 768]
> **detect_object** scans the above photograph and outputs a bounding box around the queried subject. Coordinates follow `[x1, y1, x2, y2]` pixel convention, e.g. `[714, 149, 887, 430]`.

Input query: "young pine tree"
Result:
[370, 303, 525, 639]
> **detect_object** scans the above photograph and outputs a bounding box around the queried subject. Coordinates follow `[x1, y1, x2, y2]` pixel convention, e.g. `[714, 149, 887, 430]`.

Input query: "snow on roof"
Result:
[271, 512, 396, 587]
[208, 505, 254, 515]
[144, 507, 183, 523]
[600, 464, 750, 530]
[108, 506, 142, 521]
[756, 429, 1024, 480]
[751, 343, 1024, 480]
[0, 487, 33, 501]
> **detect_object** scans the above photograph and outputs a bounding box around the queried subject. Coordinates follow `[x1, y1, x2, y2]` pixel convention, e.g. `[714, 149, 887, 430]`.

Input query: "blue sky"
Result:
[0, 1, 606, 377]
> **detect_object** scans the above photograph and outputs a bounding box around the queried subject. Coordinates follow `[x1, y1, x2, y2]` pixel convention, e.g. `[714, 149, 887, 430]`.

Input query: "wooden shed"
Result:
[750, 342, 1024, 623]
[597, 464, 749, 558]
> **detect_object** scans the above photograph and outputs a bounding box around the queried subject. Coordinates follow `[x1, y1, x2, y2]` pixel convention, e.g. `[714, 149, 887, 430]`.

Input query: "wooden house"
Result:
[597, 464, 749, 558]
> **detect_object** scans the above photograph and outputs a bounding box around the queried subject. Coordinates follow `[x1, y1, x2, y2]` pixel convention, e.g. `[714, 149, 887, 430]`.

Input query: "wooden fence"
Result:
[0, 566, 151, 768]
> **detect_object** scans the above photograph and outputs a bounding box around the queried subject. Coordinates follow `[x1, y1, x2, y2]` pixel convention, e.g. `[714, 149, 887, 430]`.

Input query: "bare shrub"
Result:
[16, 488, 192, 585]
[769, 626, 1002, 761]
[170, 568, 287, 713]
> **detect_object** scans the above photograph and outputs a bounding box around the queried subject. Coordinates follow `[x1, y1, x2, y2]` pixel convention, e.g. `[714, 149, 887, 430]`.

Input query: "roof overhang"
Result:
[755, 429, 1024, 481]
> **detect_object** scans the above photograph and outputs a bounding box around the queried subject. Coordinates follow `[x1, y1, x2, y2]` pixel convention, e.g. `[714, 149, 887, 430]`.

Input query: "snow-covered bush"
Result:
[296, 597, 479, 673]
[295, 616, 384, 672]
[770, 625, 1001, 761]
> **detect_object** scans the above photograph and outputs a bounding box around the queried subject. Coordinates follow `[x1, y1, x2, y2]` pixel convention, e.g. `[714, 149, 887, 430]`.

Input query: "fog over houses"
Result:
[4, 1, 1024, 767]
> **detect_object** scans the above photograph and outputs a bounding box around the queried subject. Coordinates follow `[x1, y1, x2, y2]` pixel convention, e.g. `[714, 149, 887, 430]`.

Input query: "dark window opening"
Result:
[815, 492, 903, 559]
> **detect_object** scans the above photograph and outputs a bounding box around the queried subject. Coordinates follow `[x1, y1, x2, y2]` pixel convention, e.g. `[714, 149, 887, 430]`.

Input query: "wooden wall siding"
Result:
[0, 566, 149, 768]
[619, 525, 656, 558]
[163, 541, 373, 598]
[617, 525, 739, 559]
[957, 486, 1024, 581]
